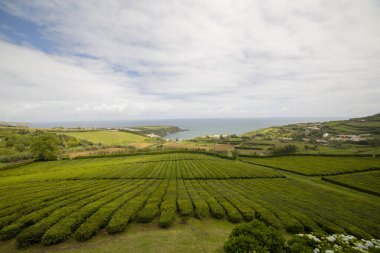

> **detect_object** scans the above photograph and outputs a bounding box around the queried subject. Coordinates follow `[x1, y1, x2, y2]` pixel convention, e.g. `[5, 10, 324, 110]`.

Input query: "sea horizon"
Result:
[28, 117, 344, 140]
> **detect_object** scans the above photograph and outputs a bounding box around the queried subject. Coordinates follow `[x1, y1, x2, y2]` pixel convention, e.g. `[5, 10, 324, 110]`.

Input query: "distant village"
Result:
[248, 121, 372, 144]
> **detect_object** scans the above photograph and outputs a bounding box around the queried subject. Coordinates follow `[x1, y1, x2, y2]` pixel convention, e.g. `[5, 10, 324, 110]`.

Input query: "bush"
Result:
[158, 200, 176, 228]
[136, 205, 159, 223]
[224, 220, 285, 253]
[192, 199, 209, 219]
[177, 200, 193, 217]
[285, 236, 314, 253]
[286, 233, 380, 253]
[31, 133, 61, 161]
[158, 208, 176, 228]
[106, 200, 143, 234]
[272, 145, 298, 155]
[203, 197, 224, 219]
[224, 235, 264, 253]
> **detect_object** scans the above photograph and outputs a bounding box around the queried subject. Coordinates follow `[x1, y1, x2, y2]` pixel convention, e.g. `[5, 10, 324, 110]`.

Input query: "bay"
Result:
[30, 117, 341, 140]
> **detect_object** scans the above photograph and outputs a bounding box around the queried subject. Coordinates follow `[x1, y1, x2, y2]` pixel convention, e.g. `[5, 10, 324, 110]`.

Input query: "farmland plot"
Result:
[0, 153, 379, 248]
[323, 170, 380, 196]
[241, 156, 380, 176]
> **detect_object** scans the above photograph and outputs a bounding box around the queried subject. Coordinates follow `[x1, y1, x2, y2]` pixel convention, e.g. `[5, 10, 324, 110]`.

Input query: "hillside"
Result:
[128, 125, 185, 137]
[235, 114, 380, 156]
[244, 113, 380, 140]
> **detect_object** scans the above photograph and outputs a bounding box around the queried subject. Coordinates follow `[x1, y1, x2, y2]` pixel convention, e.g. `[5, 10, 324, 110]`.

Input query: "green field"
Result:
[323, 170, 380, 196]
[241, 156, 380, 176]
[0, 153, 283, 184]
[0, 153, 379, 251]
[60, 131, 153, 145]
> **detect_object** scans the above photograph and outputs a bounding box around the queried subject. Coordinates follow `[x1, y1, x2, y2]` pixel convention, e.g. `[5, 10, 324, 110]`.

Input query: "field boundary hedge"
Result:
[63, 150, 235, 161]
[0, 160, 35, 171]
[239, 153, 377, 158]
[321, 177, 380, 197]
[235, 146, 264, 150]
[240, 160, 380, 177]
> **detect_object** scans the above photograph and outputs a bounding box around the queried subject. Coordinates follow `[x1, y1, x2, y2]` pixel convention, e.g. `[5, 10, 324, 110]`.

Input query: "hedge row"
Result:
[177, 180, 193, 217]
[322, 177, 380, 197]
[158, 181, 177, 228]
[136, 181, 168, 223]
[199, 181, 242, 222]
[239, 153, 376, 158]
[106, 181, 160, 234]
[0, 180, 119, 241]
[40, 180, 134, 245]
[184, 180, 209, 219]
[73, 180, 149, 241]
[69, 150, 235, 161]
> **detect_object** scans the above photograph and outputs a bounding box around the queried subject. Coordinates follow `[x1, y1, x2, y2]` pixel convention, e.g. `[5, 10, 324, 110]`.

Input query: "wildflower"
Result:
[333, 244, 341, 249]
[313, 248, 320, 253]
[326, 236, 336, 242]
[356, 243, 368, 250]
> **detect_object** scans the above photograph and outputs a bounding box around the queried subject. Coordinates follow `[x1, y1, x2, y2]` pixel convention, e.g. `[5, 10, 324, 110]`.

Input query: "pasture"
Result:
[0, 153, 379, 251]
[60, 130, 153, 145]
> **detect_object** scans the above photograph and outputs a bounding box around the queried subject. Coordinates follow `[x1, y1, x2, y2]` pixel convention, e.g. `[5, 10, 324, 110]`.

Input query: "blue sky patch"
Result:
[0, 8, 54, 53]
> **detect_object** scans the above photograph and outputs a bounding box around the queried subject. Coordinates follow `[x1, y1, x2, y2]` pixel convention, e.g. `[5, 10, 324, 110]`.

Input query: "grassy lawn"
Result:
[61, 131, 153, 145]
[0, 218, 235, 253]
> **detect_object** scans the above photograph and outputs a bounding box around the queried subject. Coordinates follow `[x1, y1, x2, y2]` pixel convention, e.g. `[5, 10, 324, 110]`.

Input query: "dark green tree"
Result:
[31, 133, 61, 161]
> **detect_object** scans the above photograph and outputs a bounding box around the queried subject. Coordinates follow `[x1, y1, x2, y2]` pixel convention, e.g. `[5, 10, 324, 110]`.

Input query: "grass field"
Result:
[241, 156, 380, 176]
[0, 153, 379, 251]
[323, 170, 380, 196]
[60, 131, 153, 145]
[0, 218, 234, 253]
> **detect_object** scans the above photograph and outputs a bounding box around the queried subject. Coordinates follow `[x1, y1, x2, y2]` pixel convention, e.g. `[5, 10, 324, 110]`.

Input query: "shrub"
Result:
[158, 208, 176, 228]
[224, 235, 264, 253]
[16, 205, 77, 247]
[158, 200, 176, 228]
[286, 233, 380, 253]
[177, 200, 193, 217]
[218, 200, 242, 223]
[192, 199, 209, 219]
[272, 145, 298, 155]
[136, 205, 159, 223]
[106, 199, 143, 234]
[285, 236, 314, 253]
[204, 197, 225, 219]
[224, 220, 285, 253]
[31, 133, 61, 161]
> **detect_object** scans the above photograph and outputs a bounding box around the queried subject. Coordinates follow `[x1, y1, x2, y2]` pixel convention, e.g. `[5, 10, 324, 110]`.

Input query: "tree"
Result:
[31, 133, 61, 161]
[231, 149, 239, 160]
[272, 144, 298, 155]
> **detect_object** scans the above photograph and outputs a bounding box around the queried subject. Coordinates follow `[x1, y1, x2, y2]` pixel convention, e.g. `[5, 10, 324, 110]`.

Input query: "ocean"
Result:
[29, 117, 341, 140]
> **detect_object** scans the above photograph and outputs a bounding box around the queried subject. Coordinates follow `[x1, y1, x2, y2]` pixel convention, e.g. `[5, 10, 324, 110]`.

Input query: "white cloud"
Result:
[0, 0, 380, 121]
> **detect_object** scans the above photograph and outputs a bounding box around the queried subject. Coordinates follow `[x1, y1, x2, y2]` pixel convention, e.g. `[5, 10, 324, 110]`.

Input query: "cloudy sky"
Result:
[0, 0, 379, 122]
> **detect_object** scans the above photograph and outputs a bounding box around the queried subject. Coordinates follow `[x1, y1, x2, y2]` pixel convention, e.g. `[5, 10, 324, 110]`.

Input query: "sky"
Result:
[0, 0, 380, 122]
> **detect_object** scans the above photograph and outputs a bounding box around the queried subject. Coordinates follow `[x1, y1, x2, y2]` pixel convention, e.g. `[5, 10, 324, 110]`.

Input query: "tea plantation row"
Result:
[0, 153, 379, 248]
